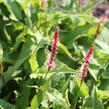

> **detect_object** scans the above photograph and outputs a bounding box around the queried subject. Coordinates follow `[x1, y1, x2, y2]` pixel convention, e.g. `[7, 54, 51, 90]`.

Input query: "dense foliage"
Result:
[0, 0, 109, 109]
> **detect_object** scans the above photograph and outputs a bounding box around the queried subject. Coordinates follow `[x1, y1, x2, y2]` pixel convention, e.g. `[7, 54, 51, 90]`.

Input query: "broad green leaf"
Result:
[49, 59, 78, 74]
[94, 51, 109, 67]
[46, 88, 67, 108]
[51, 73, 66, 91]
[37, 48, 47, 67]
[60, 24, 92, 48]
[10, 29, 26, 53]
[0, 36, 37, 88]
[58, 43, 74, 60]
[29, 49, 39, 72]
[16, 0, 30, 15]
[0, 3, 10, 17]
[97, 90, 109, 99]
[57, 54, 80, 70]
[0, 0, 109, 108]
[73, 77, 89, 98]
[102, 58, 109, 78]
[15, 79, 33, 109]
[88, 64, 100, 81]
[31, 95, 38, 109]
[60, 76, 71, 95]
[30, 66, 48, 79]
[95, 28, 109, 54]
[69, 77, 89, 108]
[0, 99, 15, 109]
[81, 86, 104, 109]
[4, 0, 24, 20]
[36, 80, 49, 108]
[99, 79, 109, 90]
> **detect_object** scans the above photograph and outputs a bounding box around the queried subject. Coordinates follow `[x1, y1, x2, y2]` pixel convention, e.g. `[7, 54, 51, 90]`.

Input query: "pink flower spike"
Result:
[46, 61, 56, 69]
[82, 55, 92, 63]
[46, 30, 60, 70]
[82, 44, 94, 63]
[81, 63, 89, 82]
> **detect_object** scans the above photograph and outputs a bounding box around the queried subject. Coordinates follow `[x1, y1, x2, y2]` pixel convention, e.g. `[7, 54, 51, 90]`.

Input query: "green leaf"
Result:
[99, 79, 109, 90]
[31, 95, 38, 109]
[15, 79, 33, 109]
[37, 48, 47, 67]
[30, 66, 48, 79]
[95, 28, 109, 54]
[69, 77, 89, 108]
[46, 88, 67, 108]
[60, 76, 71, 95]
[49, 59, 78, 74]
[0, 3, 10, 17]
[0, 99, 15, 109]
[60, 24, 92, 48]
[51, 73, 66, 91]
[73, 77, 89, 98]
[89, 64, 100, 81]
[35, 80, 49, 108]
[81, 86, 104, 109]
[10, 29, 26, 53]
[97, 90, 109, 100]
[0, 43, 3, 61]
[102, 59, 109, 78]
[0, 36, 37, 88]
[4, 0, 24, 20]
[58, 43, 74, 60]
[29, 49, 39, 72]
[57, 54, 80, 70]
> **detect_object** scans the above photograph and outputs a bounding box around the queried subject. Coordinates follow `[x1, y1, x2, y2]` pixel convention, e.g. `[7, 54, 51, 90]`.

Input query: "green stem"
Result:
[44, 67, 50, 80]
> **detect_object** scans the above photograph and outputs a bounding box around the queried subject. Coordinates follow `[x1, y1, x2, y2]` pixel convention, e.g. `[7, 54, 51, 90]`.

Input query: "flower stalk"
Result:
[94, 13, 108, 38]
[73, 45, 94, 109]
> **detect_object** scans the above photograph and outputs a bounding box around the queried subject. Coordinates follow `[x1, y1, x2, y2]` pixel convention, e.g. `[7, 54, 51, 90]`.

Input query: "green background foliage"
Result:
[0, 0, 109, 109]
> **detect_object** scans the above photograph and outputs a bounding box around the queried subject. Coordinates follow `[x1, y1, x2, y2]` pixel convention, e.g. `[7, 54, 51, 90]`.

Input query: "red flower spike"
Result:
[81, 63, 89, 82]
[46, 30, 60, 70]
[82, 44, 94, 63]
[81, 44, 94, 82]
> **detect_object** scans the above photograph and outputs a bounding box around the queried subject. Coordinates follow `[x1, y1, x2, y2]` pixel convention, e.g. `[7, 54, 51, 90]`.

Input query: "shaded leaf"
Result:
[0, 99, 15, 109]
